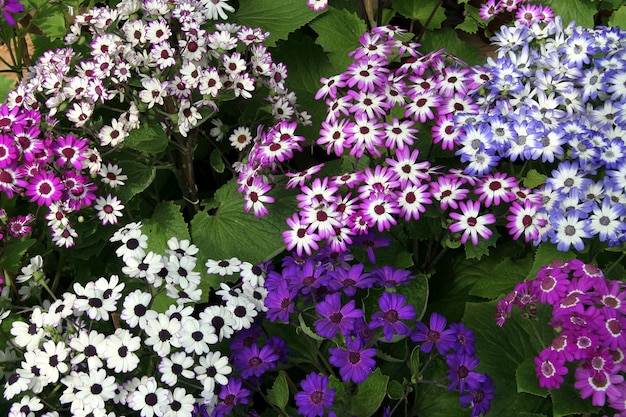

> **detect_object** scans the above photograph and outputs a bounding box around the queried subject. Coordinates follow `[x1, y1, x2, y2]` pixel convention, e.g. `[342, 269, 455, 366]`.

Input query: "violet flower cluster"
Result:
[497, 260, 626, 414]
[455, 18, 626, 251]
[0, 103, 124, 247]
[264, 248, 494, 416]
[238, 25, 549, 255]
[1, 223, 272, 417]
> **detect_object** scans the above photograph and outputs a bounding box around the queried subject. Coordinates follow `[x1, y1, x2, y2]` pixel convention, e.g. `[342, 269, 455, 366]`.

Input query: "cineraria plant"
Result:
[0, 223, 493, 417]
[454, 17, 626, 251]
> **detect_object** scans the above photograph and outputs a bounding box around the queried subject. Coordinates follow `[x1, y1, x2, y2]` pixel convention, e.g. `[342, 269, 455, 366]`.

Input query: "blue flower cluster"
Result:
[455, 18, 626, 251]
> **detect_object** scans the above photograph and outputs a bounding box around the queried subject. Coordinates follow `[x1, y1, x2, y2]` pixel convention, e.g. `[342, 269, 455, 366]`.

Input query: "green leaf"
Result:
[551, 377, 598, 417]
[412, 355, 470, 417]
[309, 8, 367, 72]
[463, 301, 554, 416]
[397, 273, 429, 321]
[609, 5, 626, 27]
[392, 0, 447, 29]
[234, 0, 322, 47]
[456, 5, 480, 34]
[419, 27, 483, 66]
[522, 169, 547, 189]
[387, 379, 404, 400]
[190, 179, 297, 288]
[0, 239, 36, 273]
[123, 123, 168, 155]
[464, 228, 500, 260]
[542, 0, 596, 27]
[31, 3, 66, 40]
[271, 33, 336, 138]
[209, 149, 225, 174]
[142, 201, 190, 255]
[530, 243, 576, 279]
[267, 371, 289, 411]
[347, 368, 389, 417]
[516, 358, 548, 397]
[0, 75, 15, 103]
[469, 255, 533, 299]
[113, 159, 156, 203]
[297, 313, 325, 341]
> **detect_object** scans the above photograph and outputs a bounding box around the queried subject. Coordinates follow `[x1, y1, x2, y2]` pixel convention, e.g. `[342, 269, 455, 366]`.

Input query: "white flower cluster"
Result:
[10, 0, 309, 146]
[1, 222, 268, 417]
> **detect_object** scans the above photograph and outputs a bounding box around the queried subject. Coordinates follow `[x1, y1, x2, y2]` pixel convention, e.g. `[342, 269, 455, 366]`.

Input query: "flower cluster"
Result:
[238, 25, 548, 255]
[497, 260, 626, 413]
[1, 223, 271, 417]
[12, 0, 306, 143]
[478, 0, 554, 26]
[264, 249, 493, 416]
[455, 18, 626, 250]
[0, 103, 124, 247]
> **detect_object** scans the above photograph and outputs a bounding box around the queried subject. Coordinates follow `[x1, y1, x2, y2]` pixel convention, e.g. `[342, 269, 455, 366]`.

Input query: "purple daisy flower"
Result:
[412, 312, 456, 354]
[459, 376, 495, 417]
[369, 292, 416, 341]
[328, 336, 376, 383]
[446, 353, 486, 393]
[1, 0, 24, 26]
[314, 292, 363, 338]
[233, 343, 279, 378]
[294, 373, 335, 417]
[328, 263, 375, 296]
[213, 377, 251, 417]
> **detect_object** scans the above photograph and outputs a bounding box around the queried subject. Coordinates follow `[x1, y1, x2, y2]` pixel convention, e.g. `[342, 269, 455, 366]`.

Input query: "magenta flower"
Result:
[328, 336, 376, 383]
[574, 367, 624, 407]
[25, 170, 63, 207]
[448, 200, 496, 245]
[314, 292, 363, 338]
[535, 349, 568, 390]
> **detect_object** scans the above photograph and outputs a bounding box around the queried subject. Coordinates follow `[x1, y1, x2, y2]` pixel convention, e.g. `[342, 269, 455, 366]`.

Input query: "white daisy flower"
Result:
[103, 328, 141, 373]
[144, 313, 182, 357]
[158, 351, 195, 387]
[159, 387, 196, 417]
[226, 297, 258, 331]
[127, 376, 170, 417]
[194, 350, 231, 395]
[179, 316, 218, 355]
[205, 257, 242, 276]
[199, 305, 236, 341]
[121, 290, 157, 329]
[166, 237, 199, 258]
[69, 330, 106, 370]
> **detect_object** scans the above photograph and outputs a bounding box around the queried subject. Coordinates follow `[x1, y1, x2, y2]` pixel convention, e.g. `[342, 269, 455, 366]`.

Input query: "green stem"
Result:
[416, 0, 443, 42]
[604, 252, 626, 275]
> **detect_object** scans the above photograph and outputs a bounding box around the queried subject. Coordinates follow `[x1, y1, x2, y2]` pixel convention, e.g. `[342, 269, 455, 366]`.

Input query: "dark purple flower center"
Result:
[348, 351, 361, 364]
[310, 390, 324, 404]
[383, 310, 399, 323]
[329, 312, 343, 324]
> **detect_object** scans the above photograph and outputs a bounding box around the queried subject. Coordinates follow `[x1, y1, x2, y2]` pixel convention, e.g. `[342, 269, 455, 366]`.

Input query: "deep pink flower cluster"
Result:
[0, 104, 122, 247]
[497, 260, 626, 412]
